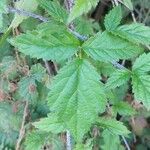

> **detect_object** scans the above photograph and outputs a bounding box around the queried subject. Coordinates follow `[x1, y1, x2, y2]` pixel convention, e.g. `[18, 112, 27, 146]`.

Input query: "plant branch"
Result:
[7, 5, 126, 70]
[113, 0, 119, 6]
[44, 60, 52, 75]
[16, 101, 28, 150]
[64, 0, 74, 12]
[121, 136, 131, 150]
[64, 0, 74, 149]
[8, 6, 48, 22]
[111, 61, 126, 69]
[66, 130, 71, 150]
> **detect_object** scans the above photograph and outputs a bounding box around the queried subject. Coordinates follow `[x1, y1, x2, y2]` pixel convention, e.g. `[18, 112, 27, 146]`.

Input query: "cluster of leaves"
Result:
[0, 0, 150, 149]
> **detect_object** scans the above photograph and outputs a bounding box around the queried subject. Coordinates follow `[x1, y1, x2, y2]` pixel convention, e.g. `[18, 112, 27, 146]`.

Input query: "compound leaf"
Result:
[82, 31, 143, 62]
[46, 58, 106, 141]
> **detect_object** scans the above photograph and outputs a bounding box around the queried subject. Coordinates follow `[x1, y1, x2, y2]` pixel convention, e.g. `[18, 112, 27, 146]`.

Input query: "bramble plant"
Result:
[0, 0, 150, 149]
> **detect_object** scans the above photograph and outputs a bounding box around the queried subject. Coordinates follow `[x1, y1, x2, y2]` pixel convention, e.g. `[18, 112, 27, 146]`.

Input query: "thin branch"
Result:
[64, 0, 74, 149]
[64, 0, 74, 12]
[143, 9, 150, 24]
[121, 136, 131, 150]
[16, 101, 28, 150]
[131, 12, 137, 23]
[113, 0, 119, 6]
[66, 130, 71, 150]
[8, 6, 87, 41]
[69, 29, 88, 41]
[44, 60, 52, 75]
[111, 61, 126, 69]
[8, 6, 48, 22]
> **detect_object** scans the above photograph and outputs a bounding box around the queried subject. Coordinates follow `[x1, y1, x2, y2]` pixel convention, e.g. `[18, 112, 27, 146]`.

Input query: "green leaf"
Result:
[37, 0, 68, 23]
[25, 131, 48, 150]
[91, 60, 116, 76]
[104, 5, 122, 31]
[75, 141, 93, 150]
[105, 69, 130, 89]
[10, 0, 38, 28]
[0, 56, 16, 73]
[74, 17, 96, 36]
[132, 74, 150, 110]
[10, 22, 80, 62]
[30, 63, 46, 82]
[20, 17, 40, 32]
[0, 0, 7, 13]
[0, 102, 22, 148]
[0, 56, 18, 80]
[0, 102, 22, 133]
[133, 53, 150, 74]
[0, 0, 8, 29]
[18, 77, 38, 102]
[34, 114, 65, 134]
[82, 31, 143, 62]
[68, 0, 99, 23]
[101, 130, 124, 150]
[98, 117, 130, 136]
[112, 23, 150, 45]
[46, 58, 106, 141]
[0, 41, 11, 61]
[0, 14, 3, 28]
[121, 0, 133, 10]
[25, 130, 65, 150]
[112, 101, 136, 116]
[18, 64, 46, 102]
